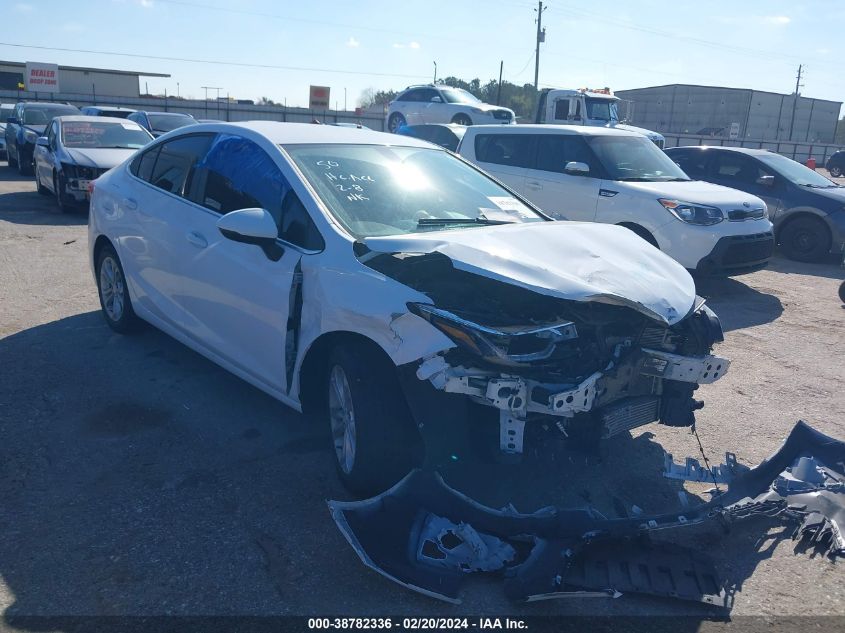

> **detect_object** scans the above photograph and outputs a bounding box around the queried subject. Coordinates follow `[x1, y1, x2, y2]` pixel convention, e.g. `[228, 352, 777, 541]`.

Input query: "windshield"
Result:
[98, 109, 134, 119]
[439, 88, 482, 105]
[61, 120, 152, 149]
[23, 105, 78, 126]
[757, 153, 839, 188]
[588, 135, 689, 181]
[148, 114, 195, 133]
[585, 97, 618, 122]
[285, 144, 545, 237]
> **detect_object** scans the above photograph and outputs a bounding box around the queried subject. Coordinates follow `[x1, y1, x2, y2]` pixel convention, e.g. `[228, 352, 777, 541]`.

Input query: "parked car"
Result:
[126, 111, 196, 137]
[826, 150, 845, 179]
[0, 103, 14, 159]
[89, 121, 730, 495]
[396, 123, 467, 152]
[386, 84, 515, 133]
[458, 125, 774, 275]
[5, 101, 80, 175]
[80, 105, 137, 119]
[666, 146, 845, 262]
[34, 115, 153, 212]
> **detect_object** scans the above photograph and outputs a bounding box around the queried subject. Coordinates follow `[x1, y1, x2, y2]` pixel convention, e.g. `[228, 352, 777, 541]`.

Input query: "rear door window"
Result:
[710, 152, 772, 185]
[148, 134, 215, 195]
[474, 134, 535, 168]
[669, 150, 709, 179]
[535, 135, 597, 174]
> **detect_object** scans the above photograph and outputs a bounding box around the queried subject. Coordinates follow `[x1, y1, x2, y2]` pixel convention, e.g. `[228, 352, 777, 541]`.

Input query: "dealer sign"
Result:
[309, 85, 330, 110]
[25, 62, 60, 93]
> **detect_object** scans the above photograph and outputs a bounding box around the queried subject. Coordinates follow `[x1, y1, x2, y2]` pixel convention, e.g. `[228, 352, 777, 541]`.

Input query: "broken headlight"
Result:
[659, 199, 724, 225]
[408, 303, 577, 366]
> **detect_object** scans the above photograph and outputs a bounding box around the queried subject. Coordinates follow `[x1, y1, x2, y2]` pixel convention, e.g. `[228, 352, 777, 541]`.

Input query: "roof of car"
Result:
[139, 111, 194, 116]
[186, 121, 435, 148]
[19, 102, 78, 108]
[464, 124, 640, 137]
[666, 146, 772, 156]
[56, 115, 145, 124]
[85, 106, 137, 111]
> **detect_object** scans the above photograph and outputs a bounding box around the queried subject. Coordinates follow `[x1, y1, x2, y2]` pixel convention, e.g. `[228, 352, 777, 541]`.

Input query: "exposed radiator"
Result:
[601, 396, 660, 438]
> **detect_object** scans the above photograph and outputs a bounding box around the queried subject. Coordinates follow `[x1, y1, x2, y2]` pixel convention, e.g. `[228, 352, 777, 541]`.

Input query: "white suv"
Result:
[387, 85, 515, 133]
[459, 125, 775, 275]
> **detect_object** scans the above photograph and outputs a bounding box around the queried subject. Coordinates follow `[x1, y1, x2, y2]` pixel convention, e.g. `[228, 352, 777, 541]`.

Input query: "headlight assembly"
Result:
[659, 199, 724, 225]
[408, 303, 578, 366]
[24, 130, 38, 143]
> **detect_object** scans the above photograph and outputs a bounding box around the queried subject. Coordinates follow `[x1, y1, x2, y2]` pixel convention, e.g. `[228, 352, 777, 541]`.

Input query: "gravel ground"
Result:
[0, 164, 843, 622]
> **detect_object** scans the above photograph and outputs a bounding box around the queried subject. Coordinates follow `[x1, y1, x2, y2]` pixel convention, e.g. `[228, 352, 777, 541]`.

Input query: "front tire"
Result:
[7, 144, 18, 168]
[387, 112, 406, 133]
[779, 216, 831, 262]
[17, 148, 33, 176]
[96, 244, 140, 333]
[839, 280, 845, 304]
[54, 174, 74, 214]
[36, 171, 50, 195]
[451, 113, 472, 126]
[326, 342, 421, 496]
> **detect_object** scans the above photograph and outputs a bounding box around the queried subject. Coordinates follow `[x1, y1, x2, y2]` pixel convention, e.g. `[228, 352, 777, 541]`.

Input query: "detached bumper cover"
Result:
[329, 421, 845, 606]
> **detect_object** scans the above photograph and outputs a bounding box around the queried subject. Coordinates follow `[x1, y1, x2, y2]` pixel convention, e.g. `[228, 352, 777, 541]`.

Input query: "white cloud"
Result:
[393, 41, 421, 50]
[139, 0, 154, 7]
[409, 41, 420, 49]
[13, 3, 33, 12]
[346, 36, 360, 48]
[763, 15, 791, 25]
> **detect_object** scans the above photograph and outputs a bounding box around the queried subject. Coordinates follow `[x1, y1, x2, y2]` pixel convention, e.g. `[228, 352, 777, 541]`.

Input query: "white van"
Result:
[458, 125, 775, 275]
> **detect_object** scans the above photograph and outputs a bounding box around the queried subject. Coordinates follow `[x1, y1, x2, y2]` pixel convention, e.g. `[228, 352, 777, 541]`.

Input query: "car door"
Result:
[35, 120, 57, 189]
[397, 89, 423, 125]
[174, 133, 313, 393]
[471, 132, 535, 193]
[120, 133, 216, 329]
[418, 88, 445, 124]
[708, 152, 783, 218]
[523, 134, 601, 221]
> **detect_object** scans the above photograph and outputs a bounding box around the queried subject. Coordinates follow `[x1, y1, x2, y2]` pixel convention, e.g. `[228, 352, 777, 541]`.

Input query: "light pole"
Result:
[176, 82, 180, 98]
[433, 61, 437, 83]
[344, 87, 347, 112]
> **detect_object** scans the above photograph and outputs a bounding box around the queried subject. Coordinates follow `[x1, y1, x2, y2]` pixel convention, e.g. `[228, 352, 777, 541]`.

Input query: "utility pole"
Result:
[497, 60, 503, 105]
[787, 64, 803, 142]
[433, 61, 437, 83]
[533, 1, 547, 91]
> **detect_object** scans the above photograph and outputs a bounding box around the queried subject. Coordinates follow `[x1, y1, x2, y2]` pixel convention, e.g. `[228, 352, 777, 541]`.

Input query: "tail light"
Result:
[88, 179, 96, 196]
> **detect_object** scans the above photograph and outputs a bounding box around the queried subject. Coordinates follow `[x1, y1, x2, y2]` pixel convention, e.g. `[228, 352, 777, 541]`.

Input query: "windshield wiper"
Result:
[416, 216, 515, 228]
[616, 177, 654, 182]
[803, 183, 840, 189]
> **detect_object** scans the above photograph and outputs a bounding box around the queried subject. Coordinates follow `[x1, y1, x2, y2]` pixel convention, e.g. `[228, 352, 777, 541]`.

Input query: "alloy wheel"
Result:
[99, 256, 125, 322]
[328, 364, 357, 474]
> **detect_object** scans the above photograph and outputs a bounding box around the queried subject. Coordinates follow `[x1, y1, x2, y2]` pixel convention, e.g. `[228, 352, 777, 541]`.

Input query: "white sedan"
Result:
[89, 122, 729, 495]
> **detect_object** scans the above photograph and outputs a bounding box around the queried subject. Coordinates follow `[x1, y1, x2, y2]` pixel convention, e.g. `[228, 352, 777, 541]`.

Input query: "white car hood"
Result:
[473, 102, 515, 114]
[611, 123, 664, 141]
[617, 179, 766, 207]
[362, 221, 696, 325]
[64, 147, 138, 170]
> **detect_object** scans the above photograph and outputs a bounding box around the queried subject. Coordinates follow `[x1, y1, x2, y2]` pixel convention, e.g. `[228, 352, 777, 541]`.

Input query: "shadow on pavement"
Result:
[765, 254, 844, 281]
[694, 275, 783, 332]
[0, 312, 791, 619]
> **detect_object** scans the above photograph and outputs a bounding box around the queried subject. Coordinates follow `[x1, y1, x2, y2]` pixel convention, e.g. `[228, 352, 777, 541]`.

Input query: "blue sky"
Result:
[4, 0, 844, 112]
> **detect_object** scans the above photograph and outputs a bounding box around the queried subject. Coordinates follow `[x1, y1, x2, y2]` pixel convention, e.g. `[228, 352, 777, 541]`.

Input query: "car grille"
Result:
[601, 396, 660, 438]
[728, 207, 766, 221]
[491, 110, 512, 121]
[67, 165, 108, 180]
[722, 232, 774, 265]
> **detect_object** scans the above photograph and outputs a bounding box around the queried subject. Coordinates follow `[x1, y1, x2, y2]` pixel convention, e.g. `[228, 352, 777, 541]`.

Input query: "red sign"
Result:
[309, 85, 331, 110]
[25, 62, 60, 92]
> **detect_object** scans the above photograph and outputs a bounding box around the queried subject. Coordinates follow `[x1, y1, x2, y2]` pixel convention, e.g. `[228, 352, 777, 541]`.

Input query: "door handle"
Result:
[186, 231, 208, 249]
[525, 180, 543, 191]
[123, 198, 138, 210]
[599, 189, 619, 197]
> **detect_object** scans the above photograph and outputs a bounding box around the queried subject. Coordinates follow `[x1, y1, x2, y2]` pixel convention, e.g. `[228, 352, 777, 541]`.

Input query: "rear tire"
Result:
[326, 341, 421, 496]
[779, 216, 830, 263]
[387, 112, 406, 133]
[829, 165, 842, 178]
[451, 113, 472, 126]
[96, 244, 140, 333]
[839, 280, 845, 304]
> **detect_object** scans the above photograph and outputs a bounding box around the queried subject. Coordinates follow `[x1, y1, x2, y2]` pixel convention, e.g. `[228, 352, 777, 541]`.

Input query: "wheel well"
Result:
[298, 331, 396, 419]
[93, 235, 114, 268]
[617, 222, 659, 248]
[775, 211, 830, 244]
[451, 113, 471, 123]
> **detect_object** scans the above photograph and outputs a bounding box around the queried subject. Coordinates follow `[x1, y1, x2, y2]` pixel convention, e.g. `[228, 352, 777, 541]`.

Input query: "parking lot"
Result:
[0, 162, 844, 620]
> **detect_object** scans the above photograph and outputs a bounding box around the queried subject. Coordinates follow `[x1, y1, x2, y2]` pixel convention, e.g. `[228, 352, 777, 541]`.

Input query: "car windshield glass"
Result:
[61, 121, 151, 149]
[285, 144, 545, 237]
[585, 98, 618, 122]
[757, 153, 839, 188]
[23, 106, 78, 125]
[588, 135, 690, 181]
[99, 110, 133, 119]
[148, 114, 195, 132]
[439, 88, 481, 105]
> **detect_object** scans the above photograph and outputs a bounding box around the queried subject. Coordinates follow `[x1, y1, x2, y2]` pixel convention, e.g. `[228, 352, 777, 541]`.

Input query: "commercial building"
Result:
[0, 60, 169, 98]
[615, 84, 842, 143]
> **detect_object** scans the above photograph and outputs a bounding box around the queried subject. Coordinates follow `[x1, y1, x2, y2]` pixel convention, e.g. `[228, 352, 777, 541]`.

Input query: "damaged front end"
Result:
[329, 421, 845, 606]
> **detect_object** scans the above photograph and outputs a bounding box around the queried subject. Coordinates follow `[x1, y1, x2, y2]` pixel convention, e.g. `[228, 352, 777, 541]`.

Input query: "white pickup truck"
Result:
[535, 87, 666, 148]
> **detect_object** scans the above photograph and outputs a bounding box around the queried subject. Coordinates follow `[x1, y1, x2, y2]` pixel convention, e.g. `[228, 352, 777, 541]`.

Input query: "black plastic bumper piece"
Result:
[694, 231, 775, 276]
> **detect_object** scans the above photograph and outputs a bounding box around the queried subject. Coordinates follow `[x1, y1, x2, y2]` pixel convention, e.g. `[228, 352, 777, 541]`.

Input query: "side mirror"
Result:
[564, 161, 590, 175]
[217, 208, 283, 261]
[36, 136, 49, 148]
[431, 96, 442, 103]
[756, 175, 775, 187]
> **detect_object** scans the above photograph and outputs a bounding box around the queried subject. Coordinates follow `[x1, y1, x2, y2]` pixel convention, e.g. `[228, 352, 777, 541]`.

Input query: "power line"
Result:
[0, 42, 430, 80]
